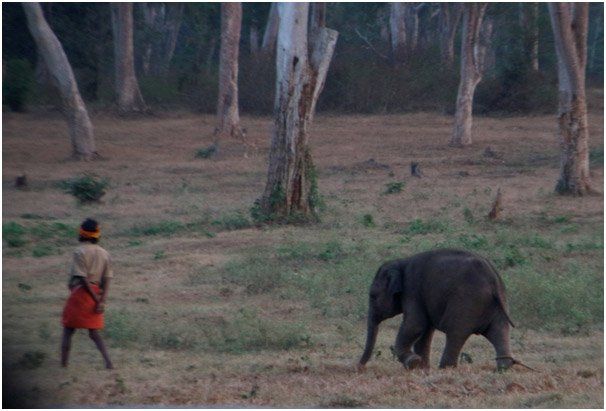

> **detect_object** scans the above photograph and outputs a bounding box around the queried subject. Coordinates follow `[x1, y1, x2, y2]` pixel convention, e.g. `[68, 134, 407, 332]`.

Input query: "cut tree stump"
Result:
[488, 188, 503, 220]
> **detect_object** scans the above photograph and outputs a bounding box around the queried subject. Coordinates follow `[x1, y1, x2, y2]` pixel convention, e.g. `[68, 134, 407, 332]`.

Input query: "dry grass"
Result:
[2, 102, 603, 408]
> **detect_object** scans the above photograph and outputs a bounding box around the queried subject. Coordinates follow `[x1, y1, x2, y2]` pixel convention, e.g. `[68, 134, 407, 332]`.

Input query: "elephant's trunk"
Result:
[359, 314, 380, 366]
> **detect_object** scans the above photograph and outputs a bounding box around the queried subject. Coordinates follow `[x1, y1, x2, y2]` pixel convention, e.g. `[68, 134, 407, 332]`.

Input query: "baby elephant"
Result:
[358, 249, 516, 371]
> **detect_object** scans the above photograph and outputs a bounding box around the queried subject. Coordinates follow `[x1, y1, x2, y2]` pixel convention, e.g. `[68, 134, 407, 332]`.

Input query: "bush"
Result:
[384, 181, 405, 194]
[3, 59, 33, 112]
[60, 174, 108, 203]
[195, 145, 217, 159]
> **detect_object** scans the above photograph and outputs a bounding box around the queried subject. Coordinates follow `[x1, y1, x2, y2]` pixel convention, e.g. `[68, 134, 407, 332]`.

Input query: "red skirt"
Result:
[61, 284, 104, 329]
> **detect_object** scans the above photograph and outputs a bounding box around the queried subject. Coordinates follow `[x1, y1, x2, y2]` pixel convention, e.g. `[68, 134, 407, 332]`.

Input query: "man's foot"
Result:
[105, 362, 114, 370]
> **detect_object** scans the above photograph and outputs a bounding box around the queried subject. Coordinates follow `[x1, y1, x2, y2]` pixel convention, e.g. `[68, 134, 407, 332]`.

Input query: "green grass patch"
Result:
[206, 309, 312, 353]
[505, 263, 603, 333]
[211, 212, 251, 231]
[3, 222, 27, 247]
[32, 244, 57, 258]
[404, 218, 449, 235]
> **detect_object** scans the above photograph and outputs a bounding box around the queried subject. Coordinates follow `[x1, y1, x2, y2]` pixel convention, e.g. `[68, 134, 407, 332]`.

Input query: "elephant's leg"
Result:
[413, 328, 434, 369]
[438, 331, 470, 368]
[394, 316, 426, 370]
[483, 320, 513, 371]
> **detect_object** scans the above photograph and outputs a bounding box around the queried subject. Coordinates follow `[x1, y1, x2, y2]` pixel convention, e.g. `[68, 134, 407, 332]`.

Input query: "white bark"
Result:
[389, 3, 407, 63]
[215, 2, 243, 140]
[22, 2, 97, 160]
[111, 3, 147, 115]
[450, 3, 487, 147]
[261, 3, 280, 54]
[260, 3, 338, 220]
[549, 2, 593, 195]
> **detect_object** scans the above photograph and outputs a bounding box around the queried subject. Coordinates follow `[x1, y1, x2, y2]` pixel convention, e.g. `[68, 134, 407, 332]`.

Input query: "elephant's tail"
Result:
[494, 291, 515, 328]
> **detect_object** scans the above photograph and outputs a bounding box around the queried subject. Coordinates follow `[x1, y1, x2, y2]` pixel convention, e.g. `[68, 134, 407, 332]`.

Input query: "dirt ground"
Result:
[2, 101, 604, 407]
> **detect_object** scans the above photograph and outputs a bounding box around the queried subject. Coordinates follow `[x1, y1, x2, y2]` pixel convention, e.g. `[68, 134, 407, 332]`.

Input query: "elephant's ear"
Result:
[386, 268, 403, 295]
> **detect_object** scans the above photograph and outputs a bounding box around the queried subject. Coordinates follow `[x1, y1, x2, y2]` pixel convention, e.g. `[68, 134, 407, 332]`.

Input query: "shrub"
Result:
[361, 213, 376, 228]
[60, 174, 108, 203]
[195, 145, 217, 159]
[3, 59, 33, 112]
[19, 351, 46, 369]
[384, 181, 405, 194]
[3, 222, 27, 247]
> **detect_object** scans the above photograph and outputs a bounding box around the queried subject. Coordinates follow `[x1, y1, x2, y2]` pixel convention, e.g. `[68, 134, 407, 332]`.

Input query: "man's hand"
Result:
[95, 302, 105, 313]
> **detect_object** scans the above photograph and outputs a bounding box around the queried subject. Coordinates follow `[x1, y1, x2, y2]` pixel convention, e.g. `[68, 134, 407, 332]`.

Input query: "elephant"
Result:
[358, 248, 516, 371]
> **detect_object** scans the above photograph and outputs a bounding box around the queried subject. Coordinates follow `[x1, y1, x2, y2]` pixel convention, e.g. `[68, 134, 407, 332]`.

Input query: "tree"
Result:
[257, 3, 338, 222]
[22, 2, 97, 160]
[450, 3, 488, 147]
[215, 3, 244, 140]
[438, 3, 463, 67]
[389, 3, 422, 64]
[548, 2, 594, 195]
[111, 3, 146, 115]
[261, 3, 279, 55]
[520, 3, 539, 72]
[139, 3, 184, 76]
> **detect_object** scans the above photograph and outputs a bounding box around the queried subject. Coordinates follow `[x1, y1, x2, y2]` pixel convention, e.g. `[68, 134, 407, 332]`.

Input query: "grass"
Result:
[2, 112, 603, 408]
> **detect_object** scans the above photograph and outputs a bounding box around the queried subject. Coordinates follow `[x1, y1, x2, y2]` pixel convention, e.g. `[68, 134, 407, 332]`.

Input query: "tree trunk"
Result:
[111, 3, 147, 115]
[450, 3, 488, 147]
[520, 3, 540, 72]
[140, 3, 184, 76]
[439, 3, 463, 68]
[310, 2, 326, 35]
[261, 3, 279, 55]
[250, 24, 260, 56]
[259, 3, 338, 222]
[22, 2, 97, 160]
[215, 2, 243, 140]
[389, 3, 407, 64]
[549, 3, 594, 195]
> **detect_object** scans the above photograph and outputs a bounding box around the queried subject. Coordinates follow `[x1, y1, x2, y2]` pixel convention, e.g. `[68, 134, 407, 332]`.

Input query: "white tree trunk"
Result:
[215, 2, 243, 140]
[450, 3, 488, 147]
[389, 3, 407, 63]
[22, 2, 97, 160]
[259, 3, 338, 221]
[261, 3, 280, 54]
[549, 2, 594, 195]
[111, 3, 147, 115]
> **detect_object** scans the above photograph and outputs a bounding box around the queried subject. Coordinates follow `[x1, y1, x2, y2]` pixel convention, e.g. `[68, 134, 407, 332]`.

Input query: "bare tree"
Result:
[450, 3, 488, 147]
[389, 3, 407, 63]
[520, 3, 539, 72]
[258, 3, 338, 221]
[22, 2, 97, 160]
[389, 3, 423, 64]
[549, 2, 594, 195]
[140, 3, 184, 76]
[438, 3, 463, 67]
[215, 2, 244, 140]
[111, 3, 147, 115]
[261, 3, 279, 55]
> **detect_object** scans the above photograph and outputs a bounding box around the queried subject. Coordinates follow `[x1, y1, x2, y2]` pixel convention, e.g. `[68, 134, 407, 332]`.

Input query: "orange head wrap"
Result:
[79, 226, 100, 239]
